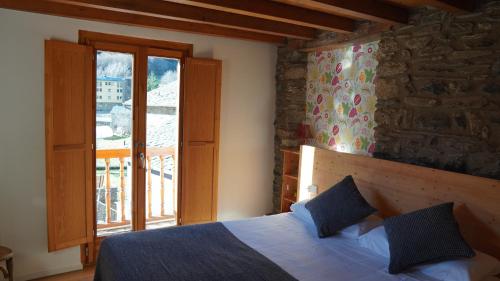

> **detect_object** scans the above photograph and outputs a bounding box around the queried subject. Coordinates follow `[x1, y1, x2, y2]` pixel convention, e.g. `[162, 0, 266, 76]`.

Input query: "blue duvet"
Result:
[94, 222, 297, 281]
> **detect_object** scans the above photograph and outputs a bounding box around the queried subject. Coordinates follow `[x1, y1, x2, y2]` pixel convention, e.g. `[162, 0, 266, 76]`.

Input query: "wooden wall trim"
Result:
[78, 30, 194, 57]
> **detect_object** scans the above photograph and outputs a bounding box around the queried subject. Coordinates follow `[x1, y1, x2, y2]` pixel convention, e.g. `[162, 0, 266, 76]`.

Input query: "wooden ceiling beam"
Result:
[273, 0, 408, 24]
[168, 0, 355, 33]
[0, 0, 287, 44]
[51, 0, 317, 39]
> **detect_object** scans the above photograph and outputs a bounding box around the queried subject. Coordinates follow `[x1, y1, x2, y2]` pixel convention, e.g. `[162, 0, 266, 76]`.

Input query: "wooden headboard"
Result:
[297, 145, 500, 259]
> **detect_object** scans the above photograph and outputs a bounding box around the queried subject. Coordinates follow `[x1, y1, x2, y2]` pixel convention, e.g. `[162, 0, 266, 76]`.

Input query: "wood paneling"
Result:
[298, 145, 500, 259]
[170, 0, 355, 32]
[53, 0, 316, 39]
[181, 145, 216, 223]
[79, 31, 193, 57]
[181, 58, 221, 225]
[0, 0, 286, 44]
[183, 61, 217, 141]
[45, 40, 93, 251]
[273, 0, 408, 24]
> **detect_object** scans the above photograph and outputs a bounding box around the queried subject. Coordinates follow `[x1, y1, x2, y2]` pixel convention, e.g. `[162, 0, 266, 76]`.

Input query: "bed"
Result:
[94, 146, 500, 281]
[95, 213, 441, 281]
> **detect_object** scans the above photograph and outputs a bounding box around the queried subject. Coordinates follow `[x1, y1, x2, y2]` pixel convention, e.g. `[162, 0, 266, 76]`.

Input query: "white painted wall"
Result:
[0, 9, 276, 280]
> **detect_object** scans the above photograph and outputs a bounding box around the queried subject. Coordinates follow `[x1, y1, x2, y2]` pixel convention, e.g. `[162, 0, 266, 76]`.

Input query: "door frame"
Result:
[78, 30, 192, 265]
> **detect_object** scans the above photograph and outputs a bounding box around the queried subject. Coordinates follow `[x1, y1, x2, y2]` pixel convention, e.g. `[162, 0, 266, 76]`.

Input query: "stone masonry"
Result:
[374, 2, 500, 179]
[273, 2, 500, 212]
[273, 40, 308, 213]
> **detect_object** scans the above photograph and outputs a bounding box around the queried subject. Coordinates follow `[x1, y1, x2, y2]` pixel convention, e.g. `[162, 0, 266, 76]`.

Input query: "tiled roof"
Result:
[124, 81, 179, 108]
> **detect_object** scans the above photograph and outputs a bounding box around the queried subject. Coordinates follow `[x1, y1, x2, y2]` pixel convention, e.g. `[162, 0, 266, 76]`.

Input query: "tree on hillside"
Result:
[147, 72, 160, 91]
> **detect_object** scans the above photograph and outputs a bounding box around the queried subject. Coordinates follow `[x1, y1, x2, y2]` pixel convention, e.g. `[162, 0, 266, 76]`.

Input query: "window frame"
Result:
[78, 30, 192, 265]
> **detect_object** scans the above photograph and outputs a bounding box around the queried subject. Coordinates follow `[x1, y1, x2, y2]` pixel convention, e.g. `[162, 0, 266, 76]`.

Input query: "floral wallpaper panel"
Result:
[306, 41, 379, 155]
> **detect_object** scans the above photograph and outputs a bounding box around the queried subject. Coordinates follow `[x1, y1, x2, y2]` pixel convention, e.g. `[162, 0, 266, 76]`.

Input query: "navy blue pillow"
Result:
[384, 202, 475, 274]
[305, 175, 376, 238]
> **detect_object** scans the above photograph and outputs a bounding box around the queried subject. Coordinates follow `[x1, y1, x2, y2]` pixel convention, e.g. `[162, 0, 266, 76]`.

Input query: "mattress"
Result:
[223, 213, 439, 281]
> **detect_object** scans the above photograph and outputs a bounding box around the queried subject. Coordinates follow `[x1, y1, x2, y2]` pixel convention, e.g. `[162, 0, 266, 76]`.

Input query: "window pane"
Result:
[145, 56, 180, 230]
[95, 50, 134, 237]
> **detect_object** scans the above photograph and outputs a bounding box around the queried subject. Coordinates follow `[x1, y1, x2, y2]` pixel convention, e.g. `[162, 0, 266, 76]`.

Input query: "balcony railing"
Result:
[96, 147, 176, 232]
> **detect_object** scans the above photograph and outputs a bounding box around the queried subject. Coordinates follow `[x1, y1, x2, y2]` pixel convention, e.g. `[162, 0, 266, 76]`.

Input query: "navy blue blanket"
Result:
[94, 222, 298, 281]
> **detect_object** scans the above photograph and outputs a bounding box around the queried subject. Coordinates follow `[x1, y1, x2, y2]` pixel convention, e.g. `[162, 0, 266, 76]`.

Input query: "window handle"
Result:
[139, 152, 146, 169]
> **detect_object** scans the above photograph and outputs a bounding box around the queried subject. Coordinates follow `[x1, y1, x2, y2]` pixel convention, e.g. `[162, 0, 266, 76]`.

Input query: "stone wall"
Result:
[273, 2, 500, 212]
[374, 2, 500, 179]
[273, 22, 385, 212]
[273, 41, 308, 212]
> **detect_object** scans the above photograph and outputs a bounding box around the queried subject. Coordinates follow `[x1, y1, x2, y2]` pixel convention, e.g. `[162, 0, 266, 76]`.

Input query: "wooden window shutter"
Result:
[45, 40, 93, 251]
[181, 58, 221, 225]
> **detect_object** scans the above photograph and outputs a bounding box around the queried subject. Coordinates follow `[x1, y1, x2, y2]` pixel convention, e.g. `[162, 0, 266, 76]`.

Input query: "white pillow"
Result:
[359, 225, 500, 281]
[290, 200, 382, 238]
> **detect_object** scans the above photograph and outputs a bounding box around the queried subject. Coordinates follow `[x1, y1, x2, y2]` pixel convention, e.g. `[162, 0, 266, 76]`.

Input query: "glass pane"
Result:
[145, 56, 180, 229]
[95, 51, 134, 236]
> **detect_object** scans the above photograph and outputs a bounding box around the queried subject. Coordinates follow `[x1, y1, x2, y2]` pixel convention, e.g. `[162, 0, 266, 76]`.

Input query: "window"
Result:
[45, 32, 220, 266]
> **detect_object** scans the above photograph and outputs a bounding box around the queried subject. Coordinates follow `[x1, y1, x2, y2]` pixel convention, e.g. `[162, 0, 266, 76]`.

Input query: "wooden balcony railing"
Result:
[96, 147, 176, 230]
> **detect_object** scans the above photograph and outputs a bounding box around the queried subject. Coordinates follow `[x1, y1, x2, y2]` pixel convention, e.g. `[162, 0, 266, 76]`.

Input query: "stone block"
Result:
[441, 96, 487, 109]
[466, 152, 500, 179]
[404, 96, 439, 107]
[460, 33, 496, 48]
[284, 67, 306, 80]
[416, 43, 454, 58]
[493, 60, 500, 76]
[482, 82, 500, 95]
[451, 112, 468, 130]
[377, 61, 408, 77]
[465, 112, 489, 138]
[401, 36, 433, 50]
[413, 23, 443, 36]
[413, 77, 471, 97]
[413, 111, 451, 131]
[475, 22, 492, 32]
[376, 78, 400, 99]
[378, 38, 400, 53]
[447, 50, 492, 61]
[448, 22, 474, 35]
[488, 123, 500, 145]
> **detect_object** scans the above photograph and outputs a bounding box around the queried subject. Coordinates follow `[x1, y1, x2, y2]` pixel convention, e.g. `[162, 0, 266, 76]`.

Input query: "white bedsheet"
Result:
[223, 213, 438, 281]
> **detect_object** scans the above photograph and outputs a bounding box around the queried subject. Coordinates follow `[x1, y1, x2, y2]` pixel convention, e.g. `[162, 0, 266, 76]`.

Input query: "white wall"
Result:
[0, 9, 276, 280]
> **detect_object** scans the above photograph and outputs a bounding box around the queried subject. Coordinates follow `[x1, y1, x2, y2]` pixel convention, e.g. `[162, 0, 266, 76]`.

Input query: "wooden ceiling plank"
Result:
[0, 0, 287, 44]
[274, 0, 408, 24]
[51, 0, 317, 39]
[168, 0, 355, 33]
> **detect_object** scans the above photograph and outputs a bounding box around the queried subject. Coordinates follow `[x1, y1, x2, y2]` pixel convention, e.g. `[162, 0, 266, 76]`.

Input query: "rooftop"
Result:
[98, 76, 127, 82]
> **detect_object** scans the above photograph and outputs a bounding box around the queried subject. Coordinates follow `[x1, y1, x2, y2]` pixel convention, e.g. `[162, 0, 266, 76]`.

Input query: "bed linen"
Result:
[95, 213, 442, 281]
[224, 213, 439, 281]
[94, 222, 297, 281]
